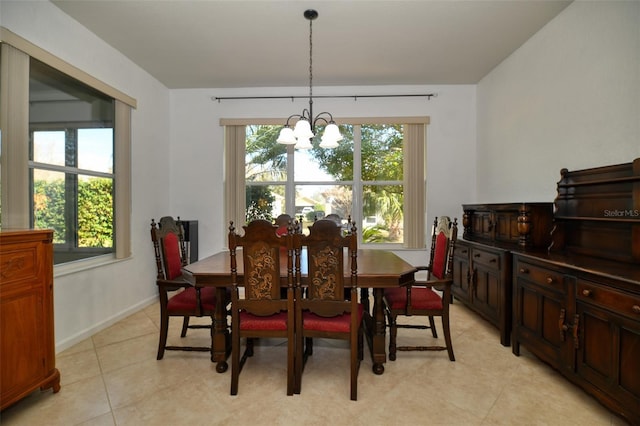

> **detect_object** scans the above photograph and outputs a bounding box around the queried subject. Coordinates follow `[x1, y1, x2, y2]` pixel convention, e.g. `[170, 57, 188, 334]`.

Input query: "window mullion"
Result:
[352, 125, 362, 231]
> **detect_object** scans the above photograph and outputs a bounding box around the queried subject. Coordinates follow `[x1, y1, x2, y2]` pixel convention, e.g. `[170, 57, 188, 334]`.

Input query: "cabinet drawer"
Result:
[471, 248, 500, 269]
[454, 245, 470, 259]
[0, 246, 39, 286]
[577, 280, 640, 320]
[515, 261, 564, 290]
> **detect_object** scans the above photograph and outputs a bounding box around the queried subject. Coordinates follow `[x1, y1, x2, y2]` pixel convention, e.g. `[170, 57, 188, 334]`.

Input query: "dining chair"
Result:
[228, 219, 296, 396]
[293, 218, 363, 401]
[383, 216, 458, 362]
[150, 216, 222, 361]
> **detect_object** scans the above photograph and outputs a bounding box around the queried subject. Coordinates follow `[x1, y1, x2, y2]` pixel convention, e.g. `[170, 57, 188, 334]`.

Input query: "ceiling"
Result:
[51, 0, 572, 89]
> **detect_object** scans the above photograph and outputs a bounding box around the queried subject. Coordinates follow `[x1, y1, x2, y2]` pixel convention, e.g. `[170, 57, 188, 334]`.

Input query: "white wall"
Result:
[2, 1, 171, 351]
[170, 85, 477, 264]
[476, 1, 640, 203]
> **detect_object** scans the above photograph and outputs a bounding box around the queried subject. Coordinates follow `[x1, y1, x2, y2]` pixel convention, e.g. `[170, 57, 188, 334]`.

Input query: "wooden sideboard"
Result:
[0, 229, 60, 410]
[512, 159, 640, 424]
[452, 202, 553, 346]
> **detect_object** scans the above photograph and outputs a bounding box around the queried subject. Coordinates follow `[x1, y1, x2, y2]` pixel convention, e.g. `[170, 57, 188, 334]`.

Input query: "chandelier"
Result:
[276, 9, 343, 150]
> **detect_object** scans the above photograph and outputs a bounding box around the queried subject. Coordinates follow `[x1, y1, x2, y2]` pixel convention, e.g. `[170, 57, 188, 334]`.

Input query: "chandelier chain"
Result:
[308, 16, 313, 111]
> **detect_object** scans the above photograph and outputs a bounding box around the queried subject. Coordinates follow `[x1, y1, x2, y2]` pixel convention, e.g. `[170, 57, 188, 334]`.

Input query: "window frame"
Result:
[222, 116, 429, 249]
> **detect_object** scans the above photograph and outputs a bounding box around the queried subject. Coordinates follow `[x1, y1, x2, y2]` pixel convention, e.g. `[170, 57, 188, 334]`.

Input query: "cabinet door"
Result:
[452, 243, 470, 303]
[0, 290, 46, 398]
[470, 248, 501, 321]
[471, 211, 493, 240]
[575, 280, 640, 419]
[493, 211, 519, 244]
[512, 260, 568, 369]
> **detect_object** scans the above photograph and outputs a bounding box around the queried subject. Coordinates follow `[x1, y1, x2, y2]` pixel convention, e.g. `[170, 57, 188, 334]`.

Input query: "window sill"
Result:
[54, 253, 131, 278]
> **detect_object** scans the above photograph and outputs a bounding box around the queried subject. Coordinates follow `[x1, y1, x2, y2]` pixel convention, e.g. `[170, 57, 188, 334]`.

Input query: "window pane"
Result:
[33, 131, 65, 166]
[302, 124, 354, 181]
[362, 184, 404, 243]
[246, 183, 285, 222]
[78, 128, 113, 173]
[78, 175, 113, 247]
[295, 184, 352, 230]
[362, 124, 403, 181]
[246, 125, 287, 182]
[32, 169, 66, 244]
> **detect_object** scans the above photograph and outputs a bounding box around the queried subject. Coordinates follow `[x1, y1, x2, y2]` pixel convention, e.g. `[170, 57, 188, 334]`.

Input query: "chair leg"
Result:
[287, 334, 294, 396]
[180, 316, 190, 337]
[157, 313, 169, 360]
[209, 316, 215, 363]
[442, 314, 455, 362]
[230, 329, 240, 395]
[428, 316, 438, 338]
[350, 332, 358, 401]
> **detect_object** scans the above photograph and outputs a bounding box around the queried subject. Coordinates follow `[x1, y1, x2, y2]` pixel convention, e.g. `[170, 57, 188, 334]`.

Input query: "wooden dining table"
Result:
[182, 248, 417, 375]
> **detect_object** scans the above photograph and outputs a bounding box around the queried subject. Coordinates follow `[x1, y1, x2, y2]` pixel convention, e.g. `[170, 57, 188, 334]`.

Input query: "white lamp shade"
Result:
[323, 123, 343, 141]
[295, 138, 313, 150]
[277, 127, 297, 145]
[319, 136, 339, 149]
[293, 119, 314, 140]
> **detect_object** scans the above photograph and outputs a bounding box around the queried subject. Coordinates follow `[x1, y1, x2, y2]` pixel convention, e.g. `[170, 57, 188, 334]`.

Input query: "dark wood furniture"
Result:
[294, 219, 363, 400]
[182, 248, 416, 375]
[1, 229, 60, 410]
[453, 202, 554, 346]
[384, 216, 457, 362]
[150, 217, 221, 361]
[512, 159, 640, 424]
[228, 220, 296, 396]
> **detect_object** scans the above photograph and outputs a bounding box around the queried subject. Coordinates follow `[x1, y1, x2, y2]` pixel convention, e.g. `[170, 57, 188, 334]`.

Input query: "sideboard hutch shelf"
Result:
[0, 229, 60, 410]
[512, 158, 640, 424]
[453, 202, 554, 346]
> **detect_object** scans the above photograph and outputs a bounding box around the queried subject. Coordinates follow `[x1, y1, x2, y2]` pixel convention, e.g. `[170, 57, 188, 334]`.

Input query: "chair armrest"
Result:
[413, 277, 452, 291]
[156, 278, 193, 292]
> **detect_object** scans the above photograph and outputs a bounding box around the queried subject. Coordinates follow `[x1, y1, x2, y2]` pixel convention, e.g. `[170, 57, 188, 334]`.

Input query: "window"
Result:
[29, 59, 115, 263]
[224, 118, 428, 248]
[1, 32, 135, 266]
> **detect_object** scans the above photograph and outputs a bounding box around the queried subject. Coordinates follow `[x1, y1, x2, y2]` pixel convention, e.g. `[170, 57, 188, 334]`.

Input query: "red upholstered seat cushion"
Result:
[167, 286, 217, 313]
[275, 225, 289, 237]
[384, 286, 443, 311]
[302, 304, 364, 333]
[163, 232, 182, 280]
[239, 311, 289, 331]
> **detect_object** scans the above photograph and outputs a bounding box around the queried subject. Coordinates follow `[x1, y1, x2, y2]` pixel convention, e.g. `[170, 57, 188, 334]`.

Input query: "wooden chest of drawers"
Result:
[1, 229, 60, 410]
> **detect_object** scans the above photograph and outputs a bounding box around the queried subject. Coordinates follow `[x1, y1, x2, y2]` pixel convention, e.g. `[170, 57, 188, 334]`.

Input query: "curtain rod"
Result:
[211, 93, 437, 102]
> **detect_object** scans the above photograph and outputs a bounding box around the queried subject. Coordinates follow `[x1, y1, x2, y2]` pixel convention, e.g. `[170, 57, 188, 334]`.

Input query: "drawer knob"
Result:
[519, 268, 529, 274]
[582, 289, 592, 297]
[474, 254, 481, 258]
[546, 277, 554, 284]
[633, 305, 640, 314]
[490, 259, 496, 263]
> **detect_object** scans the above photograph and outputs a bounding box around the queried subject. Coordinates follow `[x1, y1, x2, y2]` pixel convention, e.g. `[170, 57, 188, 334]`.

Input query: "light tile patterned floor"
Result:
[0, 301, 628, 425]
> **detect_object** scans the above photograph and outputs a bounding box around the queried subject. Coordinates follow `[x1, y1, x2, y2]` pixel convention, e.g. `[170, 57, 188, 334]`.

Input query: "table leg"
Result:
[363, 288, 387, 375]
[213, 287, 230, 373]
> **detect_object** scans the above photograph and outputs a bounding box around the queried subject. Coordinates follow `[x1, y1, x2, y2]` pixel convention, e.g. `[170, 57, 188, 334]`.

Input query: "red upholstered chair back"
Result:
[428, 216, 456, 281]
[151, 216, 187, 280]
